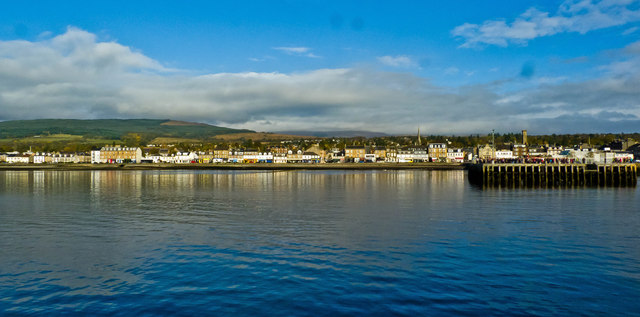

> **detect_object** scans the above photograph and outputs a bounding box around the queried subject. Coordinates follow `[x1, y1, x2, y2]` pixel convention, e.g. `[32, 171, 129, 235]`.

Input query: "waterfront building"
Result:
[409, 147, 429, 162]
[546, 146, 564, 157]
[32, 154, 46, 164]
[213, 149, 231, 162]
[385, 148, 397, 162]
[273, 153, 287, 164]
[373, 147, 387, 162]
[91, 150, 102, 164]
[447, 149, 465, 163]
[51, 153, 75, 164]
[345, 146, 366, 162]
[74, 153, 91, 163]
[478, 145, 495, 160]
[527, 146, 546, 158]
[302, 152, 320, 163]
[6, 155, 30, 164]
[495, 149, 514, 160]
[512, 144, 528, 157]
[197, 151, 215, 163]
[364, 153, 376, 162]
[100, 146, 143, 163]
[614, 152, 634, 162]
[328, 149, 345, 163]
[242, 149, 263, 163]
[174, 151, 197, 164]
[229, 150, 243, 163]
[428, 143, 447, 162]
[397, 148, 414, 163]
[286, 150, 304, 163]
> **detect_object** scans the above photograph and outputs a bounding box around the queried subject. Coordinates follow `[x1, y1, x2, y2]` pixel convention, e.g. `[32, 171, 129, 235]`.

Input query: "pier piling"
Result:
[468, 163, 638, 188]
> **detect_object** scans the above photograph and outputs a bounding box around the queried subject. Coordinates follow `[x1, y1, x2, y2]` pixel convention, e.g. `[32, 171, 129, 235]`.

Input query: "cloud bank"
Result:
[1, 27, 639, 134]
[453, 0, 640, 48]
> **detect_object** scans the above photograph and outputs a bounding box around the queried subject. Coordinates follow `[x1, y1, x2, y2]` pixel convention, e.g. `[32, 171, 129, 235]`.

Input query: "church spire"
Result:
[417, 127, 421, 146]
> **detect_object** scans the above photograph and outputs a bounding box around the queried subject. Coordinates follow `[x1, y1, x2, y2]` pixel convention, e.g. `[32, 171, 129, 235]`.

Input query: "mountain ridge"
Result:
[0, 119, 253, 139]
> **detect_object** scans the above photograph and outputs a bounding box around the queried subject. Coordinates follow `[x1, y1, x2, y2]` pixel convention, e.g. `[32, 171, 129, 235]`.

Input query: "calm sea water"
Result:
[0, 170, 638, 316]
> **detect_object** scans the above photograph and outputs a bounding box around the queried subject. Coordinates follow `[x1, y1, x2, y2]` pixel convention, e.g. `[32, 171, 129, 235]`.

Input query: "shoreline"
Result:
[0, 162, 468, 171]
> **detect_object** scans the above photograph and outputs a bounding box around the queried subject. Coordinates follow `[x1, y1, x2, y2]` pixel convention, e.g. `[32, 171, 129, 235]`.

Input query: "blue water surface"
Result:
[0, 170, 639, 316]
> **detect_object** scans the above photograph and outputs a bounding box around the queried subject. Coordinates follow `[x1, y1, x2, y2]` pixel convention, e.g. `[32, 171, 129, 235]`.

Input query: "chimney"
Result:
[522, 130, 528, 145]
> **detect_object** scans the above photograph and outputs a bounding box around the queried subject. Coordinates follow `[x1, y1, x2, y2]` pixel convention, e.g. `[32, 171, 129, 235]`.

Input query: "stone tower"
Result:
[522, 130, 528, 145]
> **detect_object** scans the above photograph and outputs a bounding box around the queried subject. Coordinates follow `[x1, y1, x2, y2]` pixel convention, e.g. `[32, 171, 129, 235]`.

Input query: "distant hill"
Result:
[0, 119, 252, 140]
[275, 130, 389, 138]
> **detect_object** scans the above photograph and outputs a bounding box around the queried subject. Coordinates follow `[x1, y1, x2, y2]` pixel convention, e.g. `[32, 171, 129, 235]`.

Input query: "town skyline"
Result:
[1, 1, 640, 134]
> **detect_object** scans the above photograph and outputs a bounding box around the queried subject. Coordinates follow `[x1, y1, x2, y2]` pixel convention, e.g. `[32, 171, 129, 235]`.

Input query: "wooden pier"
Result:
[468, 163, 638, 187]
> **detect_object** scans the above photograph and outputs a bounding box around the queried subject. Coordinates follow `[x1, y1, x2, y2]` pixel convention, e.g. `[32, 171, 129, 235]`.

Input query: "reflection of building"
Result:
[100, 146, 142, 163]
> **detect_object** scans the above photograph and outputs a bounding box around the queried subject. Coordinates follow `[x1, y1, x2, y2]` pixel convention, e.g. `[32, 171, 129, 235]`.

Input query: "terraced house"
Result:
[99, 146, 142, 163]
[428, 143, 447, 162]
[345, 146, 366, 162]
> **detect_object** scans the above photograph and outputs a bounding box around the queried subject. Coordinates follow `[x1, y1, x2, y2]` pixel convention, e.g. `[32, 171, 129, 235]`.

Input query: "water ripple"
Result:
[0, 170, 639, 315]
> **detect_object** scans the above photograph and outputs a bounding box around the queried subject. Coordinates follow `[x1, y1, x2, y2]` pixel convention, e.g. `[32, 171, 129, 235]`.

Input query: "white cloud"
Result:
[452, 0, 640, 48]
[1, 27, 639, 134]
[273, 46, 320, 58]
[622, 26, 639, 35]
[444, 67, 460, 75]
[273, 46, 310, 54]
[377, 55, 418, 68]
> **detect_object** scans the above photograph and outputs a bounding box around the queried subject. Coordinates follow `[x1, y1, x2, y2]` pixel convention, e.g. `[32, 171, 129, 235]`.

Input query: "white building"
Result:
[51, 154, 75, 164]
[397, 149, 414, 163]
[244, 152, 274, 163]
[364, 153, 376, 162]
[447, 149, 465, 163]
[33, 154, 46, 164]
[273, 153, 287, 164]
[302, 152, 320, 163]
[614, 152, 634, 162]
[174, 152, 198, 164]
[495, 150, 514, 160]
[6, 155, 30, 164]
[91, 150, 102, 164]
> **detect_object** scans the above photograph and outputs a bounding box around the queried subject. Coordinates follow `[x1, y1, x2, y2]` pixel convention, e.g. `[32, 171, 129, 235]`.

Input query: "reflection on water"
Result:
[0, 170, 639, 316]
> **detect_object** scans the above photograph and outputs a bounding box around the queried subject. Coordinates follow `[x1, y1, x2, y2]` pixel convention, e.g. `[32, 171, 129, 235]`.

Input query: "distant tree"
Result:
[122, 133, 143, 147]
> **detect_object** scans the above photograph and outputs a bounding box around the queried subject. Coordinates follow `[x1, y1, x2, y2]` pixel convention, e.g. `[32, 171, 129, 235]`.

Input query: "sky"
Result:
[1, 0, 640, 135]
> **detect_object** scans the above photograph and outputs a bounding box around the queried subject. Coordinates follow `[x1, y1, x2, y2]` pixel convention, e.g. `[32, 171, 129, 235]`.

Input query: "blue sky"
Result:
[1, 0, 640, 134]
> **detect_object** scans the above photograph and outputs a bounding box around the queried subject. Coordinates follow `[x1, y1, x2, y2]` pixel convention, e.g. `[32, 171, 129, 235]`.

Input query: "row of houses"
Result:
[139, 149, 322, 164]
[0, 144, 469, 164]
[341, 143, 468, 163]
[477, 143, 636, 163]
[0, 152, 92, 164]
[2, 139, 637, 164]
[0, 146, 142, 164]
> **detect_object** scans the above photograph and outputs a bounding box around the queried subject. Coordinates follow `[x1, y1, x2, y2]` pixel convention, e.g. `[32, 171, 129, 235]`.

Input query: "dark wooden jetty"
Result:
[468, 163, 638, 187]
